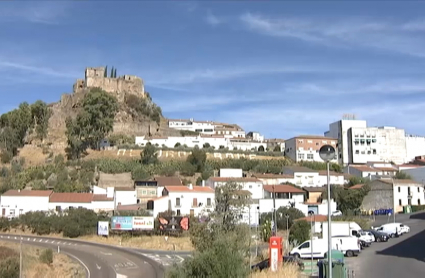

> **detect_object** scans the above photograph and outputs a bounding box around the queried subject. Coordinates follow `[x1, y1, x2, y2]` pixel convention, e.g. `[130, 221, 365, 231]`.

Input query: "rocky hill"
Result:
[45, 67, 180, 146]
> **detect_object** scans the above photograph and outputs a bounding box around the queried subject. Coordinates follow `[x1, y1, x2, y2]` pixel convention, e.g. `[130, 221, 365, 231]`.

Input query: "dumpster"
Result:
[324, 250, 344, 262]
[403, 205, 412, 214]
[318, 259, 346, 278]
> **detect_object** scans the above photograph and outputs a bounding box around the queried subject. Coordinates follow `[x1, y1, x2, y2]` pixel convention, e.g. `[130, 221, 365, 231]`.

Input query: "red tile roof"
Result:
[318, 170, 344, 176]
[164, 186, 214, 193]
[349, 184, 365, 189]
[252, 174, 294, 179]
[92, 194, 114, 202]
[154, 176, 182, 186]
[373, 167, 397, 172]
[208, 177, 260, 182]
[349, 165, 377, 172]
[116, 204, 143, 211]
[115, 187, 135, 191]
[296, 215, 328, 222]
[2, 190, 53, 197]
[263, 184, 305, 193]
[49, 193, 93, 203]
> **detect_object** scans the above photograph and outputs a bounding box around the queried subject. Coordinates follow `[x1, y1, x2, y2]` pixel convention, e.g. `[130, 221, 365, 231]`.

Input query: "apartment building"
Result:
[285, 136, 338, 163]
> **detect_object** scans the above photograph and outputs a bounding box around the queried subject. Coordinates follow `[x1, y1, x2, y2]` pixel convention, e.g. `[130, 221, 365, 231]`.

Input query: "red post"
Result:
[269, 236, 283, 272]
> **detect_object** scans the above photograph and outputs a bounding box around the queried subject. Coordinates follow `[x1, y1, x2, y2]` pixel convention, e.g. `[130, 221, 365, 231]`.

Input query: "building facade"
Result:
[285, 136, 338, 163]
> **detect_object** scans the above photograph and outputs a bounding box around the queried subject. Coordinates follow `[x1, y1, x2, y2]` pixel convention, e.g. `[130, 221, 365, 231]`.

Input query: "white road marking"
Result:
[100, 251, 112, 256]
[7, 236, 10, 239]
[96, 264, 102, 270]
[14, 237, 17, 240]
[61, 251, 91, 278]
[27, 238, 30, 241]
[155, 254, 159, 257]
[176, 255, 185, 263]
[33, 239, 36, 241]
[39, 239, 43, 242]
[51, 241, 55, 243]
[166, 255, 171, 259]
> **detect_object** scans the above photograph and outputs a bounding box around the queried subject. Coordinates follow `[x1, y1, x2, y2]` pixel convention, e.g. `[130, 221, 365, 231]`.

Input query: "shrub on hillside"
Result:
[39, 249, 53, 265]
[0, 256, 19, 278]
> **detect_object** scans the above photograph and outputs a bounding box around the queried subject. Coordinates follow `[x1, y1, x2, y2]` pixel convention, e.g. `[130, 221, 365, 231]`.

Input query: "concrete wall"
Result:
[361, 180, 393, 211]
[405, 136, 425, 162]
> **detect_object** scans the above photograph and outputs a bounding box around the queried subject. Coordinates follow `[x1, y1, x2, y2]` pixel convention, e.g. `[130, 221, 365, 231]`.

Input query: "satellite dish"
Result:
[319, 145, 336, 162]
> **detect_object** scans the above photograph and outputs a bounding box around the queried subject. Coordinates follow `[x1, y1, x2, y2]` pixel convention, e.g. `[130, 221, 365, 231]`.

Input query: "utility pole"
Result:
[273, 185, 277, 235]
[326, 161, 332, 278]
[285, 214, 289, 252]
[19, 235, 23, 278]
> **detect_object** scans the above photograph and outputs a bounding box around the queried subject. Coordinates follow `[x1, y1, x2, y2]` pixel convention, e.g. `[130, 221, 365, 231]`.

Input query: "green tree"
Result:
[273, 145, 281, 152]
[168, 181, 251, 278]
[260, 207, 305, 230]
[203, 143, 210, 148]
[104, 66, 108, 77]
[113, 68, 117, 78]
[394, 171, 412, 180]
[140, 143, 159, 165]
[30, 100, 51, 140]
[39, 249, 53, 265]
[289, 220, 310, 244]
[110, 66, 114, 78]
[186, 147, 207, 172]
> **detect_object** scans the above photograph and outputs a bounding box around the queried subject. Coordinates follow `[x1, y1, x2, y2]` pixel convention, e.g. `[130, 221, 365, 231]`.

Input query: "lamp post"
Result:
[273, 185, 277, 236]
[285, 214, 289, 252]
[19, 234, 22, 278]
[319, 145, 336, 278]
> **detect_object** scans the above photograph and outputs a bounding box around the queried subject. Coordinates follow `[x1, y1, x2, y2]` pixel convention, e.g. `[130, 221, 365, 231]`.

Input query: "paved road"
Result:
[344, 213, 425, 278]
[128, 248, 193, 267]
[0, 234, 164, 278]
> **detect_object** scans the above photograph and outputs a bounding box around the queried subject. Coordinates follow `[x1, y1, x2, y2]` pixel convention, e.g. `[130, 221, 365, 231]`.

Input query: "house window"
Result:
[176, 198, 181, 207]
[372, 149, 376, 154]
[418, 187, 420, 193]
[177, 209, 181, 216]
[354, 140, 359, 145]
[151, 190, 156, 195]
[360, 139, 365, 145]
[408, 198, 412, 205]
[298, 139, 303, 143]
[307, 140, 313, 143]
[298, 153, 305, 160]
[316, 142, 319, 146]
[399, 199, 402, 206]
[56, 206, 61, 212]
[355, 150, 359, 154]
[418, 199, 421, 205]
[10, 209, 15, 216]
[307, 154, 314, 159]
[398, 187, 401, 192]
[142, 190, 147, 195]
[207, 198, 212, 207]
[249, 185, 252, 189]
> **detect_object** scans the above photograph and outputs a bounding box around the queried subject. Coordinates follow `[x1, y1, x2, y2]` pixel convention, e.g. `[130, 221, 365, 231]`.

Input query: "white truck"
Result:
[322, 221, 372, 247]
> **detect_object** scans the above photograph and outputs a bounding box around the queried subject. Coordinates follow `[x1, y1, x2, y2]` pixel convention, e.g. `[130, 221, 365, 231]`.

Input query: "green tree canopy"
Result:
[140, 143, 159, 165]
[186, 147, 207, 172]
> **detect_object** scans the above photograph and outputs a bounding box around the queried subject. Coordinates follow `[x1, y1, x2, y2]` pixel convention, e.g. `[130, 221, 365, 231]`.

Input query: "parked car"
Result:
[365, 229, 389, 242]
[359, 239, 371, 249]
[373, 223, 403, 238]
[332, 210, 343, 216]
[399, 224, 410, 234]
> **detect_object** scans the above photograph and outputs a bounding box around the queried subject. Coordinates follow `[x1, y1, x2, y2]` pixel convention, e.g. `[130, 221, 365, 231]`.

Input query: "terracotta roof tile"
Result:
[349, 165, 377, 172]
[49, 193, 93, 203]
[208, 177, 260, 182]
[318, 170, 344, 176]
[283, 166, 318, 173]
[164, 186, 214, 193]
[289, 135, 337, 140]
[303, 187, 326, 192]
[380, 179, 421, 185]
[373, 167, 398, 171]
[349, 184, 365, 189]
[2, 190, 53, 197]
[296, 215, 328, 222]
[154, 177, 182, 186]
[92, 194, 114, 201]
[115, 187, 135, 191]
[116, 204, 143, 211]
[252, 174, 294, 179]
[263, 184, 305, 194]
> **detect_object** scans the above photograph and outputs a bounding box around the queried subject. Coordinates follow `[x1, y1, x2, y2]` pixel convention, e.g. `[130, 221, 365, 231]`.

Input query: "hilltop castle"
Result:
[73, 67, 145, 101]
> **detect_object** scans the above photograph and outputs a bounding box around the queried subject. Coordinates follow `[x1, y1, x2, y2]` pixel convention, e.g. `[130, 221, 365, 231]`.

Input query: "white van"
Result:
[332, 236, 361, 257]
[290, 239, 328, 259]
[373, 223, 401, 238]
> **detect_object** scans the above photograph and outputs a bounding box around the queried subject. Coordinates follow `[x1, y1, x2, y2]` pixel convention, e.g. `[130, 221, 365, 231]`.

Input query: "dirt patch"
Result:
[0, 240, 85, 278]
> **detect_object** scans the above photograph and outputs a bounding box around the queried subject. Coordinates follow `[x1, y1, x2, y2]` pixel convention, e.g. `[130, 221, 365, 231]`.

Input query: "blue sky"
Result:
[1, 1, 425, 139]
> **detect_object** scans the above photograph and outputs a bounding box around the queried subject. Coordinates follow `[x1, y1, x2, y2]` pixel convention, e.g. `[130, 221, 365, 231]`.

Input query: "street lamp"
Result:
[308, 211, 315, 274]
[284, 214, 289, 252]
[319, 144, 336, 278]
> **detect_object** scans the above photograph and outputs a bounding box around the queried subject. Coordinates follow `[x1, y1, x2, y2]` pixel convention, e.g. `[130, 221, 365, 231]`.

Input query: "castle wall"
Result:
[85, 77, 144, 102]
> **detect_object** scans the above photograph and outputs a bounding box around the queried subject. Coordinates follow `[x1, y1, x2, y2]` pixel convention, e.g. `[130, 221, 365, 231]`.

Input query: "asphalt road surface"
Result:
[344, 212, 425, 278]
[0, 234, 164, 278]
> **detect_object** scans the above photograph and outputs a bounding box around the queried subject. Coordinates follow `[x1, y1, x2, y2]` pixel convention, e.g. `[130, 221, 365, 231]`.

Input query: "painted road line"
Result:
[166, 255, 171, 259]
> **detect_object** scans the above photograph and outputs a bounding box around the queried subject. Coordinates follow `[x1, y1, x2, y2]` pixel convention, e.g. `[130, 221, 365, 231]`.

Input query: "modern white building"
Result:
[325, 117, 368, 165]
[405, 135, 425, 162]
[168, 119, 215, 135]
[252, 170, 345, 187]
[348, 126, 407, 164]
[48, 193, 94, 212]
[135, 135, 267, 151]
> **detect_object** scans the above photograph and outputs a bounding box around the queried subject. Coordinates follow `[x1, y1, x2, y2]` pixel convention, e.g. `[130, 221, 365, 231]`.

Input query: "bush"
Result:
[39, 249, 53, 265]
[411, 205, 425, 212]
[289, 220, 310, 244]
[0, 256, 19, 278]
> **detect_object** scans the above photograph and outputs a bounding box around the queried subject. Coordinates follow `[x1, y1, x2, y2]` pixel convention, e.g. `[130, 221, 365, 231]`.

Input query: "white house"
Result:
[48, 193, 94, 212]
[151, 185, 215, 218]
[0, 190, 52, 218]
[252, 173, 294, 185]
[317, 170, 346, 186]
[114, 187, 137, 209]
[258, 184, 306, 215]
[168, 118, 216, 135]
[391, 179, 425, 211]
[206, 177, 263, 199]
[92, 194, 114, 212]
[281, 166, 321, 187]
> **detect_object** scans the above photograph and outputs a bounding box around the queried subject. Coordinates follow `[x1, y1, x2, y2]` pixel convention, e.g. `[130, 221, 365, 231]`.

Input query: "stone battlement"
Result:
[73, 67, 145, 102]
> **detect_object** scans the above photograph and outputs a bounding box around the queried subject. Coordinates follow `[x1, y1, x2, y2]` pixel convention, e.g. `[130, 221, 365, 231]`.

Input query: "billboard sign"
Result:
[132, 216, 154, 230]
[158, 216, 189, 231]
[98, 221, 109, 236]
[111, 216, 133, 230]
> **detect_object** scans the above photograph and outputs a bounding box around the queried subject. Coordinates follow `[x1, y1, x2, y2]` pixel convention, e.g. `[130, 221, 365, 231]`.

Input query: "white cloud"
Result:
[0, 2, 71, 24]
[0, 61, 77, 78]
[205, 11, 222, 26]
[239, 13, 425, 57]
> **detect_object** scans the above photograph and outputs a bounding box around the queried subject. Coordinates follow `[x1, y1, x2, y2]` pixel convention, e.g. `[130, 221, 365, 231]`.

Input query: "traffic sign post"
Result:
[269, 236, 283, 272]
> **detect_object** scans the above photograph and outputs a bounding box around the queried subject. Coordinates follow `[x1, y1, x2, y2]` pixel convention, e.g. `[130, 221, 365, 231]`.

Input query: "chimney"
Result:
[188, 184, 193, 190]
[202, 180, 205, 187]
